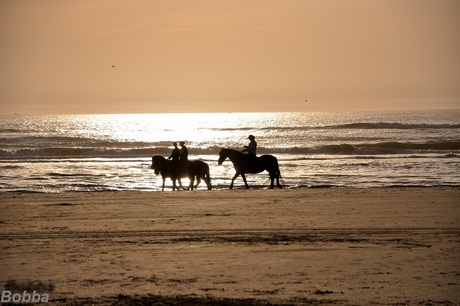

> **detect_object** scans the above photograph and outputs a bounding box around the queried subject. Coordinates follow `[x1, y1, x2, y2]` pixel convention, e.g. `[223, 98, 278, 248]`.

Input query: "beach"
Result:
[1, 187, 459, 305]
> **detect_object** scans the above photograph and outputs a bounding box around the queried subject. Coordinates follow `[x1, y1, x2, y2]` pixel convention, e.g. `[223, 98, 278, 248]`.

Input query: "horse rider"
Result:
[168, 142, 180, 162]
[179, 141, 188, 174]
[168, 142, 180, 178]
[242, 135, 257, 156]
[179, 141, 188, 160]
[242, 135, 257, 170]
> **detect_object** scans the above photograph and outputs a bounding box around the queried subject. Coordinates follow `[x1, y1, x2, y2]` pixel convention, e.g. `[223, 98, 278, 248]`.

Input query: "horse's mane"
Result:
[221, 148, 243, 155]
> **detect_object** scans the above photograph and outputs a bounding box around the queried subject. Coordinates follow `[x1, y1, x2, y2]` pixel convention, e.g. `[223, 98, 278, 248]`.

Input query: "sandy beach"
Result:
[1, 187, 459, 305]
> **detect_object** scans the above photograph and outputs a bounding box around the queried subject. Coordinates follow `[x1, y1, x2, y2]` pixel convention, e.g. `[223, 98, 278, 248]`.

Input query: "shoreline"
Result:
[1, 187, 459, 305]
[2, 184, 460, 194]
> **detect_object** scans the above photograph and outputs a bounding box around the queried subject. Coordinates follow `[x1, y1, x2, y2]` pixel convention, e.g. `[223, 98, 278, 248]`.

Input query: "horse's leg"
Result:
[241, 173, 249, 189]
[192, 175, 200, 190]
[162, 178, 165, 191]
[173, 178, 180, 191]
[177, 178, 190, 190]
[190, 175, 194, 190]
[269, 174, 275, 189]
[230, 172, 240, 189]
[204, 166, 212, 190]
[276, 174, 282, 188]
[206, 174, 212, 190]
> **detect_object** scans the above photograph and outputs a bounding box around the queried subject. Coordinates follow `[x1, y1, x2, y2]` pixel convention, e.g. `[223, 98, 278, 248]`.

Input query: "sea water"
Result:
[0, 110, 459, 192]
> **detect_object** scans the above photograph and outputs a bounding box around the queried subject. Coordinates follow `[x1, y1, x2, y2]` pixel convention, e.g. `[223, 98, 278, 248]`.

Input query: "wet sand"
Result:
[1, 188, 459, 305]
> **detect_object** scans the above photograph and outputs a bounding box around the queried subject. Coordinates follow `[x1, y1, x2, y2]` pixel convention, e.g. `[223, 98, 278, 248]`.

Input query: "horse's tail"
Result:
[274, 157, 281, 177]
[273, 156, 284, 188]
[204, 162, 212, 190]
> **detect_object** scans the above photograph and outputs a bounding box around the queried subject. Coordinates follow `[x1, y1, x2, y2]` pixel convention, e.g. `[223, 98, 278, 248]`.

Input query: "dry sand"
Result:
[0, 187, 459, 305]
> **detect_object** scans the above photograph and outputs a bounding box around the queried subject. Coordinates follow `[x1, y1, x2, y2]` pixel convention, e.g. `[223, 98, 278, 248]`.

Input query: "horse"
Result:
[218, 148, 282, 189]
[151, 156, 196, 191]
[193, 160, 212, 190]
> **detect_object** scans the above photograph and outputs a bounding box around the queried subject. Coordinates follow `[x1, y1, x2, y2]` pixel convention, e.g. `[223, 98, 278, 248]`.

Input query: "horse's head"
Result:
[151, 156, 165, 175]
[217, 148, 227, 165]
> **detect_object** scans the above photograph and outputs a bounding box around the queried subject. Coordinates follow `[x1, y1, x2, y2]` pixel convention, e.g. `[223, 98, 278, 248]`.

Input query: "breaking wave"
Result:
[263, 141, 460, 155]
[1, 141, 459, 158]
[211, 122, 460, 132]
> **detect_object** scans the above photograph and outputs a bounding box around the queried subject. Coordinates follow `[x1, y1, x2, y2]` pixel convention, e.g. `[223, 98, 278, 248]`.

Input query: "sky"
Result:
[1, 0, 459, 114]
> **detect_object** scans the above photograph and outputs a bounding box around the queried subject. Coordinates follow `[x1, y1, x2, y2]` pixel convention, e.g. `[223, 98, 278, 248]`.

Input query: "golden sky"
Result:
[1, 0, 459, 114]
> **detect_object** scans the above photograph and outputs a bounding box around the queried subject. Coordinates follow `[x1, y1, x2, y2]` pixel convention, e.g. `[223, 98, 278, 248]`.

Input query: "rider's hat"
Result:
[248, 135, 255, 140]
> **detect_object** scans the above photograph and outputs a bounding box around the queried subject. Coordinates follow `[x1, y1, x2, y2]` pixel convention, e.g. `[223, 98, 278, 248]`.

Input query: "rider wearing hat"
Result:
[242, 135, 257, 156]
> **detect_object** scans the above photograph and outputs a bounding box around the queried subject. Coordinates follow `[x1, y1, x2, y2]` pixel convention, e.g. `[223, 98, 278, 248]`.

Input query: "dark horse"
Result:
[194, 160, 212, 190]
[218, 148, 282, 189]
[151, 156, 196, 191]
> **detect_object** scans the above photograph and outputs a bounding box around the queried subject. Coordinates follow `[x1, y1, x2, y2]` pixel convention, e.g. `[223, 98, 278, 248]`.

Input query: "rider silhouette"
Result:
[168, 142, 180, 179]
[242, 135, 257, 171]
[168, 142, 180, 161]
[242, 135, 257, 156]
[179, 141, 188, 174]
[179, 141, 188, 161]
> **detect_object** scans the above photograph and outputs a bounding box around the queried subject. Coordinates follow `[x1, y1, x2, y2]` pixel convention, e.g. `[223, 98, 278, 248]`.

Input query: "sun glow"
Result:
[33, 112, 339, 159]
[97, 113, 273, 144]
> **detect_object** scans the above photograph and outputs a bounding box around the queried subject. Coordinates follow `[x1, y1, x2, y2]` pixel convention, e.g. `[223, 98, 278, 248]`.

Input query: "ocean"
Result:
[1, 110, 459, 192]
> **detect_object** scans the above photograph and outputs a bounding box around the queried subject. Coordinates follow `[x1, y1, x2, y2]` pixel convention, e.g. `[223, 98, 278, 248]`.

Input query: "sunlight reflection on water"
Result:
[1, 111, 459, 191]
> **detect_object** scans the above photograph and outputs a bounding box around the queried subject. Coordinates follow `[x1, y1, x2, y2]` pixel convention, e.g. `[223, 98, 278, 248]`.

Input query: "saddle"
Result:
[243, 153, 258, 172]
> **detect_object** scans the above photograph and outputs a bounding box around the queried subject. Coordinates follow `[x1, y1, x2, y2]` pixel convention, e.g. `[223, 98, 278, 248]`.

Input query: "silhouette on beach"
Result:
[151, 156, 212, 191]
[167, 142, 180, 161]
[151, 155, 196, 191]
[179, 141, 188, 161]
[218, 148, 282, 189]
[151, 142, 212, 190]
[242, 135, 257, 156]
[192, 160, 212, 190]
